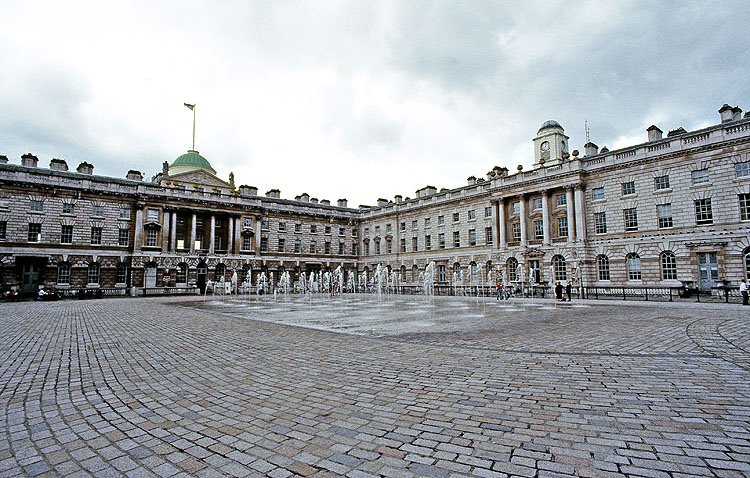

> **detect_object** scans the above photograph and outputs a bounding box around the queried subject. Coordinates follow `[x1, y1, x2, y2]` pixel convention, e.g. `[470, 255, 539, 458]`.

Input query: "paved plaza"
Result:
[1, 295, 749, 478]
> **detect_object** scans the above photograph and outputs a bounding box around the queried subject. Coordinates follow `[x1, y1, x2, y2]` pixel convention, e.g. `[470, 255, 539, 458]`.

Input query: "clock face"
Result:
[541, 141, 550, 152]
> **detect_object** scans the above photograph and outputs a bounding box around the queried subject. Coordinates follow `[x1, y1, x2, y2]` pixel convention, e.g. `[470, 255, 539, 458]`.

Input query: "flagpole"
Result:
[192, 105, 196, 151]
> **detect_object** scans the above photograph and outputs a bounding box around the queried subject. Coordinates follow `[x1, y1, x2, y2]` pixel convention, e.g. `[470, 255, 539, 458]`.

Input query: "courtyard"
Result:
[1, 295, 749, 477]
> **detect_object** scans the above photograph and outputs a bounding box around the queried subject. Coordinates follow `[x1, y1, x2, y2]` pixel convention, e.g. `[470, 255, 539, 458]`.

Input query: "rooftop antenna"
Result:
[184, 103, 196, 151]
[585, 119, 591, 143]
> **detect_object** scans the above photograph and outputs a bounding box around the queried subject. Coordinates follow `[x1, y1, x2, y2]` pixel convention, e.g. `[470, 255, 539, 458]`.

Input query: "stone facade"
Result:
[1, 104, 749, 295]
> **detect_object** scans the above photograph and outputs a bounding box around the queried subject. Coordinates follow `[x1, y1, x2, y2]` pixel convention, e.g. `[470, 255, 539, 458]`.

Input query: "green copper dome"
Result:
[169, 150, 216, 176]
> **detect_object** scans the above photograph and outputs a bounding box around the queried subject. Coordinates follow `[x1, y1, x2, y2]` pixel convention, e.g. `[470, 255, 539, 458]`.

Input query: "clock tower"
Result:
[533, 120, 569, 168]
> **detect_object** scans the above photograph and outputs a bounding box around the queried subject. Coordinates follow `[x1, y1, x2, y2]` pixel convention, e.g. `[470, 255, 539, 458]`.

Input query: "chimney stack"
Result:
[337, 198, 348, 207]
[719, 104, 735, 123]
[50, 158, 69, 171]
[76, 162, 93, 174]
[646, 125, 663, 142]
[126, 170, 143, 181]
[21, 153, 38, 168]
[583, 142, 599, 156]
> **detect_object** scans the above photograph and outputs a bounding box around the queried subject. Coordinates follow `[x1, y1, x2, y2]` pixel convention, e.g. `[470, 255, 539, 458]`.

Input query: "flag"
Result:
[184, 103, 195, 110]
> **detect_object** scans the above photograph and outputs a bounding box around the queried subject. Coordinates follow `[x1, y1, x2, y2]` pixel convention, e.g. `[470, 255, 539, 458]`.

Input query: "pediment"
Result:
[165, 170, 230, 189]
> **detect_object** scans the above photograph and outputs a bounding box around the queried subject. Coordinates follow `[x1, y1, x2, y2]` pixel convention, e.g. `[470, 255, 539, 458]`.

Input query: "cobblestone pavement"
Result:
[1, 296, 749, 478]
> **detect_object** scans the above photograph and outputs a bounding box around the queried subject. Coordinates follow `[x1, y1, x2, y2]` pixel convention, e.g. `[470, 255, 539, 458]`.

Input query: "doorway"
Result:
[21, 262, 41, 295]
[697, 252, 718, 291]
[144, 265, 157, 288]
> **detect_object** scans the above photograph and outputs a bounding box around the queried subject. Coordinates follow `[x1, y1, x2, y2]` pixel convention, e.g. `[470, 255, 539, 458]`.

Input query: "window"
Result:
[511, 202, 520, 214]
[657, 204, 673, 228]
[695, 198, 713, 225]
[452, 212, 460, 222]
[362, 240, 368, 255]
[144, 228, 157, 247]
[533, 220, 543, 240]
[592, 187, 605, 200]
[621, 181, 636, 196]
[453, 231, 460, 247]
[424, 218, 431, 227]
[145, 208, 157, 222]
[532, 198, 542, 210]
[556, 194, 567, 206]
[277, 238, 285, 252]
[552, 255, 567, 281]
[385, 224, 392, 233]
[437, 215, 445, 225]
[63, 203, 74, 214]
[468, 210, 476, 220]
[352, 228, 357, 237]
[339, 227, 345, 236]
[93, 205, 105, 217]
[310, 224, 317, 234]
[424, 235, 431, 250]
[117, 228, 129, 246]
[309, 240, 316, 254]
[176, 264, 187, 284]
[28, 223, 41, 242]
[469, 263, 478, 282]
[119, 207, 130, 219]
[654, 175, 670, 190]
[557, 217, 568, 237]
[295, 223, 302, 233]
[324, 241, 331, 254]
[374, 239, 381, 254]
[400, 238, 406, 252]
[740, 194, 750, 221]
[736, 161, 750, 178]
[412, 237, 418, 252]
[57, 263, 71, 285]
[594, 212, 607, 234]
[294, 239, 301, 253]
[626, 253, 642, 280]
[400, 222, 406, 231]
[0, 221, 6, 239]
[485, 227, 493, 245]
[30, 199, 43, 212]
[55, 224, 73, 245]
[260, 237, 268, 252]
[338, 242, 345, 255]
[438, 233, 446, 249]
[597, 255, 610, 281]
[468, 229, 476, 246]
[511, 223, 521, 242]
[411, 220, 418, 229]
[386, 238, 392, 254]
[351, 243, 358, 255]
[278, 222, 286, 232]
[88, 263, 100, 285]
[244, 218, 254, 228]
[661, 252, 678, 280]
[242, 235, 252, 251]
[325, 226, 331, 235]
[623, 208, 638, 231]
[507, 257, 519, 282]
[484, 206, 492, 218]
[691, 169, 709, 185]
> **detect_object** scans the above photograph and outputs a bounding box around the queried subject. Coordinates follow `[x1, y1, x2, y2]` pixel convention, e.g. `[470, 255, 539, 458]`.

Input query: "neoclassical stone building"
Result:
[1, 103, 749, 295]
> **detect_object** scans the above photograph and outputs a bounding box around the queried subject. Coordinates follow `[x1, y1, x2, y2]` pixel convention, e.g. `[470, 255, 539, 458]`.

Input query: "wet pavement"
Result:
[1, 295, 749, 477]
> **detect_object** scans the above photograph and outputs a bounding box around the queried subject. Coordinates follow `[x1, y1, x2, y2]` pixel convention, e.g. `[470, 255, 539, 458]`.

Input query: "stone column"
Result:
[541, 190, 550, 246]
[209, 215, 216, 254]
[170, 212, 177, 252]
[518, 194, 527, 248]
[233, 217, 241, 254]
[134, 205, 144, 252]
[190, 213, 197, 254]
[161, 209, 170, 251]
[574, 184, 586, 242]
[496, 198, 506, 249]
[255, 217, 262, 253]
[227, 216, 235, 254]
[565, 186, 575, 244]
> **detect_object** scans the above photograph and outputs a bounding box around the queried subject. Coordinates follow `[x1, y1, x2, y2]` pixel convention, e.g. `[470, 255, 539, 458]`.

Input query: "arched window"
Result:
[507, 257, 519, 281]
[552, 255, 567, 281]
[400, 265, 406, 282]
[412, 265, 419, 282]
[660, 252, 677, 280]
[486, 261, 493, 281]
[215, 263, 226, 281]
[469, 262, 478, 282]
[57, 262, 71, 285]
[87, 262, 100, 285]
[626, 253, 641, 281]
[597, 255, 610, 281]
[176, 263, 188, 284]
[745, 250, 750, 280]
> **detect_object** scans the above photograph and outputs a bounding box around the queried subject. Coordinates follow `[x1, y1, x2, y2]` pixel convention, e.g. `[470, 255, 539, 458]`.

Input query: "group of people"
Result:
[494, 279, 574, 301]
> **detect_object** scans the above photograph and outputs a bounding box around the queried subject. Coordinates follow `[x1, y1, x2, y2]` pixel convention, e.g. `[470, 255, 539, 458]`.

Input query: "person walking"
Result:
[555, 282, 563, 301]
[565, 281, 572, 302]
[496, 279, 503, 300]
[741, 279, 749, 305]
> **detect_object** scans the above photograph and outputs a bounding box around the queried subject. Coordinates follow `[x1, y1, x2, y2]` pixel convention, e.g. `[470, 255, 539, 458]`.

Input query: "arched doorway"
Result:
[196, 262, 208, 294]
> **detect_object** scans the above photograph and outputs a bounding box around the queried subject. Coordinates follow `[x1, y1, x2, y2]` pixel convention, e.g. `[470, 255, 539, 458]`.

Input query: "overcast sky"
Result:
[1, 1, 748, 206]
